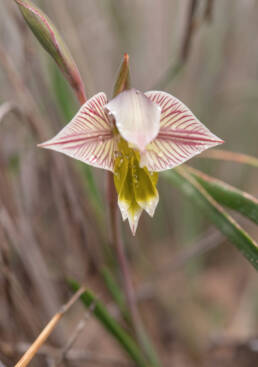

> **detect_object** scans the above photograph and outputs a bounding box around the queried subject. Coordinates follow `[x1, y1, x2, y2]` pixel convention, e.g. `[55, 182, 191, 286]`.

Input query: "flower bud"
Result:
[14, 0, 86, 104]
[113, 53, 130, 97]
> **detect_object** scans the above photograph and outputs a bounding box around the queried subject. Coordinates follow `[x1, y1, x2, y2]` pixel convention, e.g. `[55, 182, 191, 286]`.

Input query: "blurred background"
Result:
[0, 1, 257, 366]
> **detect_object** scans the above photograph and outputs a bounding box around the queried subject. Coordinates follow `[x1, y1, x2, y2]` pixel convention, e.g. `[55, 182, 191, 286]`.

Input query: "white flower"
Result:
[39, 89, 223, 234]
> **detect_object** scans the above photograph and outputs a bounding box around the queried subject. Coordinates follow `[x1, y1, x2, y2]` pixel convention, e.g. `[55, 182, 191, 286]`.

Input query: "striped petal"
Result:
[105, 89, 161, 151]
[38, 93, 116, 171]
[141, 91, 224, 171]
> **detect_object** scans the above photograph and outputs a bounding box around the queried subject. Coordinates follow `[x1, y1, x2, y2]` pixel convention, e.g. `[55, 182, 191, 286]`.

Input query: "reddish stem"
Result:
[107, 172, 140, 330]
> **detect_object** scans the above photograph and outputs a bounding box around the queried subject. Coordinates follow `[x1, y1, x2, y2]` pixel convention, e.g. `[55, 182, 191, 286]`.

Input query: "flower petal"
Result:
[142, 91, 224, 171]
[127, 203, 143, 235]
[119, 196, 143, 235]
[38, 93, 116, 171]
[114, 152, 143, 235]
[133, 165, 159, 217]
[113, 140, 159, 235]
[105, 89, 161, 151]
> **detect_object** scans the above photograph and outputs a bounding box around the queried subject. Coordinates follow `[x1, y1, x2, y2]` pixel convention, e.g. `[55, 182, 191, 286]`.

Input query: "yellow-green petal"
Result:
[114, 139, 159, 235]
[133, 165, 159, 217]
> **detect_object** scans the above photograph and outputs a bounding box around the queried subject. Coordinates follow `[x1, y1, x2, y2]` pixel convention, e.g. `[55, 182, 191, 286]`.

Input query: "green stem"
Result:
[69, 280, 149, 367]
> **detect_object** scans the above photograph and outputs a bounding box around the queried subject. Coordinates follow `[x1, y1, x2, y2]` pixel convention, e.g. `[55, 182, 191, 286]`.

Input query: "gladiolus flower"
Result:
[39, 89, 223, 234]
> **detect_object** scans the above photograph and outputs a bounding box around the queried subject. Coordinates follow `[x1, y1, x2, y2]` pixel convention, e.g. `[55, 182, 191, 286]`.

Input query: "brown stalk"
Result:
[11, 343, 134, 366]
[155, 0, 200, 89]
[180, 0, 199, 62]
[14, 286, 86, 367]
[204, 0, 215, 22]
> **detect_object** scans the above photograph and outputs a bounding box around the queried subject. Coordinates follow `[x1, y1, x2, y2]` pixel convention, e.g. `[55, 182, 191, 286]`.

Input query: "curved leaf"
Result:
[163, 167, 258, 270]
[186, 166, 258, 224]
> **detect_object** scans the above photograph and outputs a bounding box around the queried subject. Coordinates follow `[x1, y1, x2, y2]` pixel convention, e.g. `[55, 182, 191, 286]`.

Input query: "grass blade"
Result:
[101, 267, 130, 323]
[101, 267, 162, 367]
[163, 167, 258, 270]
[69, 280, 149, 367]
[199, 149, 258, 168]
[186, 166, 258, 224]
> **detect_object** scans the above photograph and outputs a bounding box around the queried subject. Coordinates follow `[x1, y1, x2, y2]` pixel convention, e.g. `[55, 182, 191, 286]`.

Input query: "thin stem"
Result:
[54, 303, 95, 367]
[107, 173, 137, 324]
[154, 0, 199, 90]
[14, 343, 134, 366]
[204, 0, 215, 22]
[180, 0, 199, 62]
[107, 173, 160, 367]
[76, 86, 87, 106]
[14, 286, 86, 367]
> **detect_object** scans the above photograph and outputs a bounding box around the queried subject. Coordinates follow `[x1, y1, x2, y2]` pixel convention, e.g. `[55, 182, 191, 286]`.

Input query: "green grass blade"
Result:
[101, 267, 162, 367]
[101, 267, 130, 323]
[163, 167, 258, 270]
[69, 280, 149, 367]
[50, 61, 77, 120]
[186, 166, 258, 224]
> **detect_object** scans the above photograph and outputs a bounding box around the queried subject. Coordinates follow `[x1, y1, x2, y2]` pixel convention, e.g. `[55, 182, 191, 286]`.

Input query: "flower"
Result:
[39, 89, 223, 234]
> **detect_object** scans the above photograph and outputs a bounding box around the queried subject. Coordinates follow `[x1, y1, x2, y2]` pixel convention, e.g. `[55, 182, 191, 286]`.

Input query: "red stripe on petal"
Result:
[142, 91, 224, 171]
[38, 93, 116, 171]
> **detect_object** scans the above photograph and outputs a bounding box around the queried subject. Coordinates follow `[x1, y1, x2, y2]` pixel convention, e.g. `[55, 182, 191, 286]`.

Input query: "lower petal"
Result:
[114, 141, 159, 235]
[118, 195, 143, 235]
[114, 153, 143, 235]
[132, 164, 159, 217]
[126, 201, 143, 235]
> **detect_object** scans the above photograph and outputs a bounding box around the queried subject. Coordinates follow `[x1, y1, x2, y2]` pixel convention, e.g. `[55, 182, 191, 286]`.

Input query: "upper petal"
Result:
[141, 91, 224, 171]
[105, 89, 161, 151]
[38, 92, 116, 171]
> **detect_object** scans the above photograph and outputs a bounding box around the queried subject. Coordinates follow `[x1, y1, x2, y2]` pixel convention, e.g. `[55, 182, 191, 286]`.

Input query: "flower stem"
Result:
[107, 172, 137, 321]
[107, 172, 161, 367]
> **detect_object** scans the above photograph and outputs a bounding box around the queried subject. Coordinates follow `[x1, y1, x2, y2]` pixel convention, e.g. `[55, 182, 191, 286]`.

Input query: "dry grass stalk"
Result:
[14, 285, 86, 367]
[54, 302, 95, 367]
